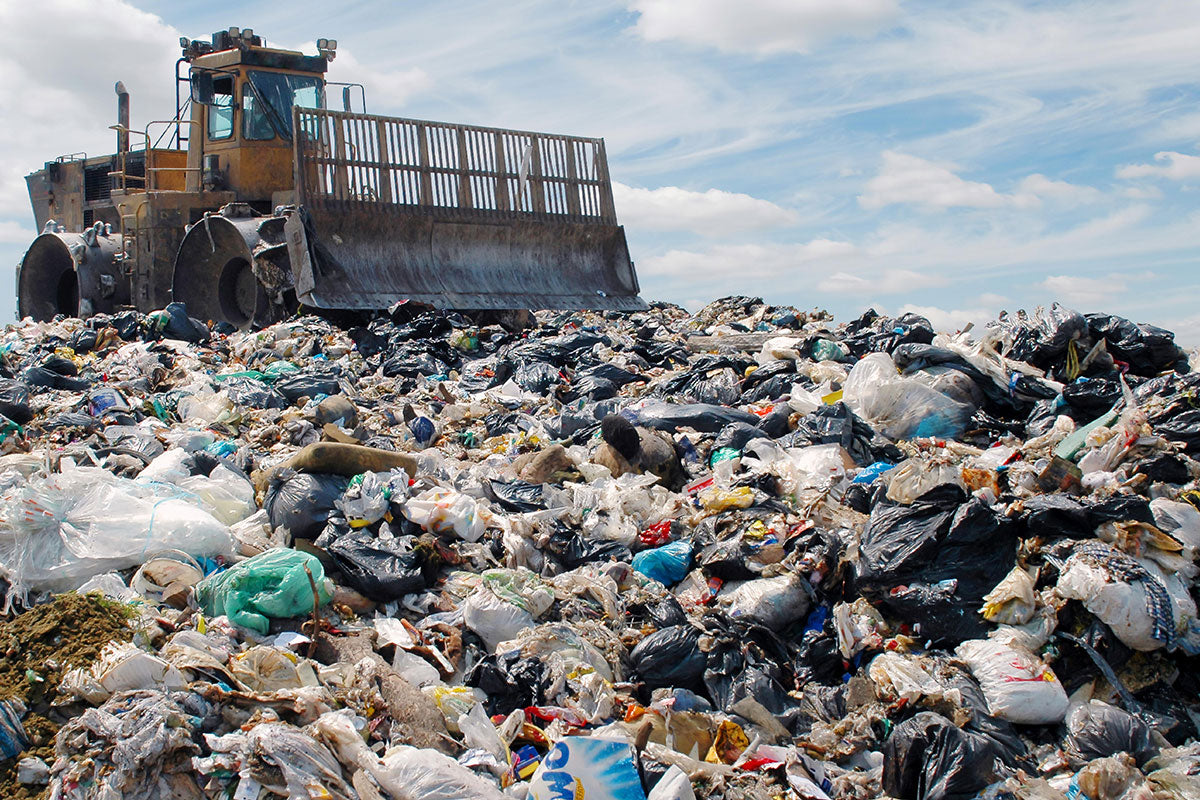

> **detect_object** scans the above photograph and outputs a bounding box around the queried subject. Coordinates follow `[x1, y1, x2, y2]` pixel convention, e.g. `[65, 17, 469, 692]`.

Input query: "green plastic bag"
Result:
[195, 548, 333, 634]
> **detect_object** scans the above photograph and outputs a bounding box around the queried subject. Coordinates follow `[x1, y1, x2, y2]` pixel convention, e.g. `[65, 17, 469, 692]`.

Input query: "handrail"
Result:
[109, 122, 200, 191]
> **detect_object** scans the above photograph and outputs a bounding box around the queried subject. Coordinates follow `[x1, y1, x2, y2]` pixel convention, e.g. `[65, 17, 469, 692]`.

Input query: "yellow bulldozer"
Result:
[18, 27, 644, 327]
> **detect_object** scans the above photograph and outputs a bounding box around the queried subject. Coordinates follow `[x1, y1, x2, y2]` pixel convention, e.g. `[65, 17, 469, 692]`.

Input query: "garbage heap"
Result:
[0, 297, 1196, 800]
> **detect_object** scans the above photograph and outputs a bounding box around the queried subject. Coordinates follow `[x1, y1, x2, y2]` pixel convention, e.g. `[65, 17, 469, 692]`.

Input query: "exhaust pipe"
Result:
[115, 81, 129, 154]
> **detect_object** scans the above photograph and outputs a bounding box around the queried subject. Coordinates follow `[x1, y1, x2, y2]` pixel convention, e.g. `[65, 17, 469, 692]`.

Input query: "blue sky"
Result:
[2, 1, 1199, 342]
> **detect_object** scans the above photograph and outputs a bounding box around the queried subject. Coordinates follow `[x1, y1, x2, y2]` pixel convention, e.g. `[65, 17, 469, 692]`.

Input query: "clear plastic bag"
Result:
[843, 352, 974, 441]
[0, 463, 233, 601]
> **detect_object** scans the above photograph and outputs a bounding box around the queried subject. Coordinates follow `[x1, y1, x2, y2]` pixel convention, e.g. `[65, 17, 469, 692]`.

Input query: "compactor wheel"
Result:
[173, 209, 295, 328]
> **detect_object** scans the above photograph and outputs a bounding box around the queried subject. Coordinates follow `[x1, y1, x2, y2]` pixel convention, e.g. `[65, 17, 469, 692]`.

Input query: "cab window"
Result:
[243, 71, 325, 141]
[207, 76, 234, 140]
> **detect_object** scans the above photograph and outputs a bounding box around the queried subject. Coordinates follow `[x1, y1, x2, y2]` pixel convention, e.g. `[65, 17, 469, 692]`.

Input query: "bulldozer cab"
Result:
[184, 33, 329, 204]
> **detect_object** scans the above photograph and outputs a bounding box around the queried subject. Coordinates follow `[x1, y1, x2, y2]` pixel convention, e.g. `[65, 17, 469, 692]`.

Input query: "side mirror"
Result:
[190, 71, 215, 105]
[342, 85, 352, 112]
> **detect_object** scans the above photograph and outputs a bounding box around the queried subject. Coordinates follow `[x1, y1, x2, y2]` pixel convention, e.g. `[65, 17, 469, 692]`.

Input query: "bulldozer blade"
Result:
[284, 208, 646, 312]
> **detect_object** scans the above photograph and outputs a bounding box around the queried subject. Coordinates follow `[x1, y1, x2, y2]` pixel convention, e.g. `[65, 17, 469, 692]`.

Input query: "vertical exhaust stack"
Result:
[115, 81, 130, 155]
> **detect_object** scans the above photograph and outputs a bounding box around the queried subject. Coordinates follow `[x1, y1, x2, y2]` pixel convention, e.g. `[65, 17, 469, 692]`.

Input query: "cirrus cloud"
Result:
[626, 0, 900, 55]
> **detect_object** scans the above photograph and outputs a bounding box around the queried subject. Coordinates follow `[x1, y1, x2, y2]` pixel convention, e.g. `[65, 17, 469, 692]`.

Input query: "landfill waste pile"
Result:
[0, 297, 1196, 800]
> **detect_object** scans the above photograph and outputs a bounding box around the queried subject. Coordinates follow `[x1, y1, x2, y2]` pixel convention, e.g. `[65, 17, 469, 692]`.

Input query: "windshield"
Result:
[243, 71, 325, 140]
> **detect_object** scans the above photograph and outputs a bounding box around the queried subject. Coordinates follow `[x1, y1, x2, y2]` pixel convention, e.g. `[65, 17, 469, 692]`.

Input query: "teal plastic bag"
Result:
[195, 548, 333, 634]
[632, 540, 692, 587]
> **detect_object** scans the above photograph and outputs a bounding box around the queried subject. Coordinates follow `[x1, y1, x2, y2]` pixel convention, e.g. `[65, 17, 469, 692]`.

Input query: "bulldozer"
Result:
[18, 27, 644, 327]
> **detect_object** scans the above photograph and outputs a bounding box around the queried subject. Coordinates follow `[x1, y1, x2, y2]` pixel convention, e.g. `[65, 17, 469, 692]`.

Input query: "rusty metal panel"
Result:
[287, 107, 645, 311]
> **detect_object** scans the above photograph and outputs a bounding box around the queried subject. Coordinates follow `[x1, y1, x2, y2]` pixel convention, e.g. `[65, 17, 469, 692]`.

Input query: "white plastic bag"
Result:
[981, 567, 1037, 625]
[722, 574, 810, 630]
[1056, 553, 1195, 652]
[314, 711, 507, 800]
[843, 352, 974, 440]
[648, 765, 697, 800]
[402, 488, 489, 542]
[884, 457, 965, 504]
[868, 652, 953, 703]
[463, 586, 534, 651]
[956, 638, 1069, 724]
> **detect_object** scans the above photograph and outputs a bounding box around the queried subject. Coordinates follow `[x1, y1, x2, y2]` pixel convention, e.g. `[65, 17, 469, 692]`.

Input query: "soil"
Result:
[0, 593, 134, 800]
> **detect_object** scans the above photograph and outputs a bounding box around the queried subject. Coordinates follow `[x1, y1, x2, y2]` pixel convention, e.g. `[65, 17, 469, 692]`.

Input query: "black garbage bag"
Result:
[1133, 453, 1190, 484]
[1017, 494, 1094, 539]
[466, 652, 549, 716]
[163, 303, 210, 342]
[756, 405, 791, 438]
[324, 529, 434, 601]
[628, 595, 688, 628]
[275, 372, 342, 403]
[632, 402, 761, 434]
[712, 421, 769, 453]
[0, 379, 32, 425]
[22, 365, 89, 392]
[1064, 700, 1159, 767]
[265, 472, 350, 540]
[742, 373, 796, 404]
[543, 398, 624, 441]
[741, 360, 798, 404]
[566, 363, 642, 402]
[111, 310, 142, 340]
[893, 343, 1023, 414]
[1025, 397, 1062, 438]
[634, 340, 690, 369]
[379, 341, 454, 378]
[346, 326, 389, 358]
[703, 620, 803, 732]
[575, 363, 643, 390]
[628, 625, 706, 692]
[855, 489, 1016, 644]
[484, 479, 546, 512]
[883, 712, 1010, 800]
[1062, 377, 1122, 419]
[69, 327, 99, 353]
[781, 403, 903, 467]
[1088, 494, 1155, 526]
[220, 376, 288, 410]
[1153, 409, 1200, 453]
[1007, 305, 1088, 370]
[512, 362, 562, 394]
[456, 356, 511, 394]
[1086, 313, 1186, 376]
[544, 525, 631, 569]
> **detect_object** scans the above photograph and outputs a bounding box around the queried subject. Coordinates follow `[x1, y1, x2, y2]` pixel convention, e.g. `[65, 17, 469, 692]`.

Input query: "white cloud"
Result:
[0, 221, 33, 245]
[642, 239, 857, 281]
[858, 152, 1015, 210]
[817, 268, 947, 295]
[899, 305, 990, 333]
[627, 0, 900, 55]
[1038, 274, 1130, 307]
[1016, 174, 1102, 204]
[613, 182, 797, 235]
[977, 292, 1008, 307]
[1117, 151, 1200, 181]
[859, 152, 1100, 211]
[1121, 185, 1163, 200]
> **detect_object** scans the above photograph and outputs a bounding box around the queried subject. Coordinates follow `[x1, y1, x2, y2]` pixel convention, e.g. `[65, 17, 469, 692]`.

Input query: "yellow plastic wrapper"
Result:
[699, 486, 754, 511]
